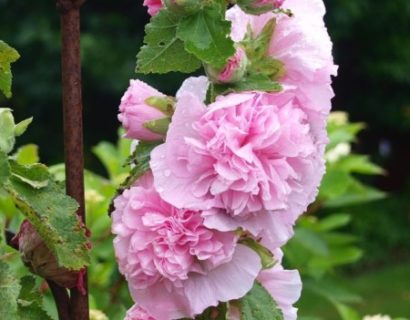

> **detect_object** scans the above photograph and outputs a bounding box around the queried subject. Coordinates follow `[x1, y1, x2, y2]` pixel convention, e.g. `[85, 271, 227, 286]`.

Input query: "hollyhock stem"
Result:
[57, 0, 89, 319]
[48, 280, 71, 320]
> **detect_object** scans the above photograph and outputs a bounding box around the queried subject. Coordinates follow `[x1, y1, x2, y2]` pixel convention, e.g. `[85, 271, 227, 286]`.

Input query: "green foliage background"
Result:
[0, 0, 409, 319]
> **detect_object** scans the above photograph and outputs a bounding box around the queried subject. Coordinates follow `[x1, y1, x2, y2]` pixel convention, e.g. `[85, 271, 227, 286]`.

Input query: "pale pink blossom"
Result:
[118, 79, 167, 141]
[143, 0, 163, 16]
[112, 173, 261, 319]
[125, 304, 156, 320]
[227, 0, 337, 113]
[150, 82, 326, 247]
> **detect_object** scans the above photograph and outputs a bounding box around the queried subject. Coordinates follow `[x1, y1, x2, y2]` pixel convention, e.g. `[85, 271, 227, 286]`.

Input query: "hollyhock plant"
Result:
[143, 0, 163, 16]
[205, 47, 248, 84]
[118, 79, 171, 141]
[227, 0, 337, 113]
[112, 173, 261, 319]
[150, 79, 326, 247]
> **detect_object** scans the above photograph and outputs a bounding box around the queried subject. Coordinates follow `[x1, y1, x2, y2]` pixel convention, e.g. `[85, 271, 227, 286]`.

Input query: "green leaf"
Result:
[122, 141, 160, 188]
[4, 177, 90, 270]
[136, 9, 201, 74]
[108, 141, 160, 215]
[319, 170, 352, 199]
[9, 161, 49, 189]
[318, 214, 351, 231]
[17, 276, 53, 320]
[0, 41, 20, 98]
[241, 18, 285, 80]
[239, 282, 284, 320]
[210, 74, 282, 101]
[177, 4, 235, 69]
[0, 260, 20, 319]
[335, 155, 384, 175]
[93, 142, 124, 181]
[0, 151, 10, 185]
[323, 178, 386, 208]
[327, 122, 365, 150]
[14, 118, 33, 137]
[293, 228, 329, 256]
[0, 108, 16, 154]
[240, 238, 275, 269]
[13, 144, 40, 165]
[333, 302, 361, 320]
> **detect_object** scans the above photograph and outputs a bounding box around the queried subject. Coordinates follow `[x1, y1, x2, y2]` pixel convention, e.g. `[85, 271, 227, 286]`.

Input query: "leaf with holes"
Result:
[136, 9, 201, 74]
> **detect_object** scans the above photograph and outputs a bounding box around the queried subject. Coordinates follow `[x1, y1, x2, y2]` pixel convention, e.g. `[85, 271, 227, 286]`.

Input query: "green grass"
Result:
[298, 263, 410, 319]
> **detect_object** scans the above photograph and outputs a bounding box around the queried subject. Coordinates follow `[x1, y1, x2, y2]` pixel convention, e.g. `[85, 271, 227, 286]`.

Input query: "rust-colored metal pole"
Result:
[57, 0, 88, 319]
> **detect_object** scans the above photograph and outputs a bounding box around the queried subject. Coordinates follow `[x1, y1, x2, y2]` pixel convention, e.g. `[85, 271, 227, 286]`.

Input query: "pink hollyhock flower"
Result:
[118, 79, 169, 141]
[143, 0, 163, 16]
[125, 304, 156, 320]
[205, 47, 248, 84]
[150, 80, 326, 247]
[112, 173, 261, 320]
[227, 0, 337, 113]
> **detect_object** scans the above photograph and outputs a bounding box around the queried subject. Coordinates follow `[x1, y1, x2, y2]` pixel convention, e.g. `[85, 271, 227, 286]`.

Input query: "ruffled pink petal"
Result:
[258, 265, 302, 320]
[176, 76, 209, 102]
[184, 244, 261, 315]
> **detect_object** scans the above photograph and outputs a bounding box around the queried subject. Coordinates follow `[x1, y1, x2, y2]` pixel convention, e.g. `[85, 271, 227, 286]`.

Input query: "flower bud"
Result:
[12, 220, 86, 293]
[205, 47, 248, 84]
[237, 0, 285, 15]
[118, 80, 172, 141]
[163, 0, 203, 15]
[143, 0, 164, 16]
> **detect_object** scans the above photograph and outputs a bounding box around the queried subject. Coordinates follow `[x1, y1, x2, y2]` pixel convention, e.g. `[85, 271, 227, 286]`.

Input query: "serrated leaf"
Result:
[0, 151, 10, 185]
[0, 108, 16, 154]
[4, 177, 90, 270]
[239, 282, 284, 320]
[136, 10, 201, 74]
[239, 238, 275, 269]
[10, 161, 49, 189]
[177, 5, 235, 68]
[17, 276, 53, 320]
[14, 118, 33, 137]
[0, 41, 20, 98]
[13, 145, 40, 165]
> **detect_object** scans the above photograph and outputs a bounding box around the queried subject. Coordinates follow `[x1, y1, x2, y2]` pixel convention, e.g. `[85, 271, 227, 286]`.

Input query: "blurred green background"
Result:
[1, 0, 409, 319]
